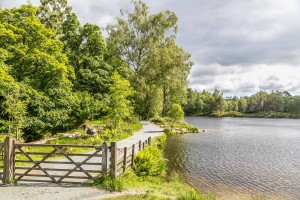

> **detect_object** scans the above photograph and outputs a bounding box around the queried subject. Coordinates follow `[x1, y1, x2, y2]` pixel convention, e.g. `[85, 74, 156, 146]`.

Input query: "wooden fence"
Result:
[0, 142, 4, 180]
[111, 137, 151, 178]
[0, 136, 152, 184]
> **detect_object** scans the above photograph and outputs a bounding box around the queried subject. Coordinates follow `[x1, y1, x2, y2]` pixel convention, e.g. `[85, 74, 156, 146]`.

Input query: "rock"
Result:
[57, 132, 81, 138]
[84, 125, 98, 136]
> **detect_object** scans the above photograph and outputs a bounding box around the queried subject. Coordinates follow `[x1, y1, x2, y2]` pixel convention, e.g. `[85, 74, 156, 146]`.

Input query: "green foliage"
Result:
[107, 0, 192, 119]
[150, 117, 199, 135]
[103, 194, 172, 200]
[38, 0, 72, 35]
[134, 145, 166, 177]
[93, 175, 124, 192]
[107, 71, 134, 128]
[185, 89, 300, 118]
[167, 104, 184, 121]
[177, 189, 214, 200]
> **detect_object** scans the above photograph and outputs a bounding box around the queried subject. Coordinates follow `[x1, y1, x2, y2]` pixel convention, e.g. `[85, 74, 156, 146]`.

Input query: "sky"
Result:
[1, 0, 300, 97]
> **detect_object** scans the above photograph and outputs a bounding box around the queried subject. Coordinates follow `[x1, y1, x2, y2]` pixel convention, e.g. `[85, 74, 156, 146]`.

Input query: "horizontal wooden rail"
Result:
[15, 167, 102, 173]
[16, 179, 87, 184]
[15, 152, 102, 157]
[15, 160, 102, 165]
[15, 173, 91, 179]
[16, 143, 106, 149]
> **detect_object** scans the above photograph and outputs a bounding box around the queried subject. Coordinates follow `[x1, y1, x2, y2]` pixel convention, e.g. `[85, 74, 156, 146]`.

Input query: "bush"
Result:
[93, 175, 123, 192]
[134, 145, 166, 176]
[167, 104, 184, 121]
[21, 127, 44, 142]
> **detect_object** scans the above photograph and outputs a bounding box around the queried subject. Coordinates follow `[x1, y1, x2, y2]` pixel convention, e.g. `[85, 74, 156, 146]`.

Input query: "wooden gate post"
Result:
[101, 142, 108, 176]
[3, 136, 15, 184]
[110, 142, 117, 179]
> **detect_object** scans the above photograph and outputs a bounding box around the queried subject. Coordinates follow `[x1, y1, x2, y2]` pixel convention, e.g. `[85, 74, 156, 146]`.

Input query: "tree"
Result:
[61, 14, 112, 98]
[107, 0, 192, 119]
[167, 104, 184, 122]
[0, 5, 75, 137]
[38, 0, 72, 36]
[211, 89, 226, 115]
[107, 72, 134, 128]
[238, 97, 248, 113]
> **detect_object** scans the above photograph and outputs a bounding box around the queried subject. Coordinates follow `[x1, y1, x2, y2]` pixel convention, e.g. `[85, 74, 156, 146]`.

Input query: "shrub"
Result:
[134, 145, 166, 177]
[167, 104, 184, 122]
[93, 175, 123, 192]
[154, 134, 167, 149]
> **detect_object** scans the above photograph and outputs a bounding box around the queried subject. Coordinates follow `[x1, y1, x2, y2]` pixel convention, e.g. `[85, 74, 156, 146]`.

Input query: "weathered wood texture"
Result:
[9, 139, 108, 184]
[1, 136, 153, 184]
[3, 137, 15, 184]
[0, 142, 5, 181]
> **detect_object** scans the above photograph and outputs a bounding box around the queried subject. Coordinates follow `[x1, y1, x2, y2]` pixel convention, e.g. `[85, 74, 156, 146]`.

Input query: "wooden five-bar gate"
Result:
[0, 136, 151, 184]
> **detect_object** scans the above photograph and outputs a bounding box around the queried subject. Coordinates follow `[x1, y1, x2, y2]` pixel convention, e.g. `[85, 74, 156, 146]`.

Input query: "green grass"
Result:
[2, 119, 142, 168]
[0, 134, 7, 142]
[103, 194, 172, 200]
[108, 171, 214, 200]
[149, 117, 199, 135]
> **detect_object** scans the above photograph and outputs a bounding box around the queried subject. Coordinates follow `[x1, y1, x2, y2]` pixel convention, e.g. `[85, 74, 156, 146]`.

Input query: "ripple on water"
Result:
[164, 117, 300, 200]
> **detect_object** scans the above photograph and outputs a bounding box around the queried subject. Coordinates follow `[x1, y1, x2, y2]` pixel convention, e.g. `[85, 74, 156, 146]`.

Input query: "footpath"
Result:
[0, 121, 164, 200]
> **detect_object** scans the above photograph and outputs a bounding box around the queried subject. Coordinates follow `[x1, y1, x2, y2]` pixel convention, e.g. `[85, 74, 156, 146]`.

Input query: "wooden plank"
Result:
[15, 152, 102, 157]
[17, 179, 87, 184]
[123, 147, 127, 172]
[131, 144, 135, 168]
[15, 173, 91, 179]
[15, 160, 102, 165]
[15, 167, 101, 173]
[16, 143, 106, 149]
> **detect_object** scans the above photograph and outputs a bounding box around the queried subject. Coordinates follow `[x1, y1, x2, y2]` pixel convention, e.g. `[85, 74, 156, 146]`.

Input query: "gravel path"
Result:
[0, 121, 164, 200]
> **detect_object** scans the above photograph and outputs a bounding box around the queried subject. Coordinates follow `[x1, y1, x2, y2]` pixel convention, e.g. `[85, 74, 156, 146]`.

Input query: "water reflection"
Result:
[164, 117, 300, 200]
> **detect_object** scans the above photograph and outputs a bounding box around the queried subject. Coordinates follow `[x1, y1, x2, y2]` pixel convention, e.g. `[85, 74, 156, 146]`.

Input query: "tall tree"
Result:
[38, 0, 72, 36]
[107, 0, 192, 118]
[61, 14, 112, 98]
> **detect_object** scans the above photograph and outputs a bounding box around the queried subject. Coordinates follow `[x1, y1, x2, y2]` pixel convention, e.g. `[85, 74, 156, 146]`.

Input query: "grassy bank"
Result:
[94, 127, 213, 200]
[101, 171, 214, 200]
[149, 117, 199, 136]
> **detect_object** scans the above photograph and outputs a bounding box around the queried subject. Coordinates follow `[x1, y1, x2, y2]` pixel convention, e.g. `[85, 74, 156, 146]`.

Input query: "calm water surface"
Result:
[164, 117, 300, 199]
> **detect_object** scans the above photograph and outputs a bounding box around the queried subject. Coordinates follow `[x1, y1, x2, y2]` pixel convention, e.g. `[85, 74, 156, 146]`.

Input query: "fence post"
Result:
[101, 142, 108, 176]
[148, 137, 151, 146]
[123, 147, 127, 172]
[142, 141, 145, 149]
[110, 142, 117, 179]
[138, 140, 142, 151]
[131, 144, 135, 168]
[3, 136, 15, 184]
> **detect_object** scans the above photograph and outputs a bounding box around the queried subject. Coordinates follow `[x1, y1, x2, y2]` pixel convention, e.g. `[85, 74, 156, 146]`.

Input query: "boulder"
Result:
[84, 125, 98, 136]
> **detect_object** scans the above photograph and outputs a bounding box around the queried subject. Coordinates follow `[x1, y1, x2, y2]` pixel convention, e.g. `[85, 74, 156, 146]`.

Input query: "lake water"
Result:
[164, 117, 300, 200]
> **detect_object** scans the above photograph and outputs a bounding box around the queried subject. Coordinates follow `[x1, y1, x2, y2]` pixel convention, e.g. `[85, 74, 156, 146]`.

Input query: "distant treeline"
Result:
[185, 89, 300, 117]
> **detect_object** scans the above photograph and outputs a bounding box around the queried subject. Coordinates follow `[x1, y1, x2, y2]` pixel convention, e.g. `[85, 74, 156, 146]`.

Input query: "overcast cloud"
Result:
[1, 0, 300, 96]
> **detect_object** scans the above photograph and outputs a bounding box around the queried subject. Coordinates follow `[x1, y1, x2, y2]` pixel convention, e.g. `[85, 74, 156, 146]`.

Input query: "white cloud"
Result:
[190, 63, 300, 96]
[1, 0, 300, 96]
